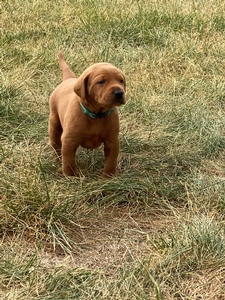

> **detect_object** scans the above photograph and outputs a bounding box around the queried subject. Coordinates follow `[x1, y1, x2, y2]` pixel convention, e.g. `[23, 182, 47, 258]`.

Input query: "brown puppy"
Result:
[48, 52, 126, 177]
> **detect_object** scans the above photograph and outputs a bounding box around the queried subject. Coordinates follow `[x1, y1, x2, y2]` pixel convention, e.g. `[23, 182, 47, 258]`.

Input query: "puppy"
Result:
[48, 52, 126, 177]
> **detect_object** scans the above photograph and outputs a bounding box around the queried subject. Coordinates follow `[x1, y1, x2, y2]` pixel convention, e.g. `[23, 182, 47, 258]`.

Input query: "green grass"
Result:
[1, 0, 225, 298]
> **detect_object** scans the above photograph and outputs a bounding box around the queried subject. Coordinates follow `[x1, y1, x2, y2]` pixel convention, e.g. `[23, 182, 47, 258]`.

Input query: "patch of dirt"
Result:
[41, 205, 178, 273]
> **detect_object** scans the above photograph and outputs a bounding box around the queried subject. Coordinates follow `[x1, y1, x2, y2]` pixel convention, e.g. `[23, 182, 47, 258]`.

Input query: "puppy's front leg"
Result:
[103, 137, 119, 177]
[61, 136, 78, 176]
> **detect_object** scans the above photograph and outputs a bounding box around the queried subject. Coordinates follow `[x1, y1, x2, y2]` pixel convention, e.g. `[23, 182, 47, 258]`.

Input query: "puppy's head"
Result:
[74, 63, 126, 110]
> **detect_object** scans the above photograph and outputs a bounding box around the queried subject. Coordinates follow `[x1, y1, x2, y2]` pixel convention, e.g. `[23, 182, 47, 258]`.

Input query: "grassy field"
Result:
[1, 0, 225, 298]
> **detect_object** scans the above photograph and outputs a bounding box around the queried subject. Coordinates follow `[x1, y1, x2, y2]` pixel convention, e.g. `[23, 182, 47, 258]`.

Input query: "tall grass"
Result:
[1, 0, 225, 298]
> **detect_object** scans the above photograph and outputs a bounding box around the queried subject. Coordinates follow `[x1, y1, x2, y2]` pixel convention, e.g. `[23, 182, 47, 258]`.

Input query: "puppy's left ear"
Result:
[74, 73, 89, 100]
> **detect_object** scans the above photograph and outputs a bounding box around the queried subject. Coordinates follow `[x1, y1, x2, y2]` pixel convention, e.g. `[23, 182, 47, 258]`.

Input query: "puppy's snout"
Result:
[113, 89, 124, 99]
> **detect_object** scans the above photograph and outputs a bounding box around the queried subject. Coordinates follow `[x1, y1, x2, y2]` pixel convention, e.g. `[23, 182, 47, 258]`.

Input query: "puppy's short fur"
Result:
[48, 52, 126, 177]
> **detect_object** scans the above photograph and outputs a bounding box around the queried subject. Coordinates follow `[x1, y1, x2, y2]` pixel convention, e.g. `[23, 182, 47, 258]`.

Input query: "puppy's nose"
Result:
[114, 90, 124, 99]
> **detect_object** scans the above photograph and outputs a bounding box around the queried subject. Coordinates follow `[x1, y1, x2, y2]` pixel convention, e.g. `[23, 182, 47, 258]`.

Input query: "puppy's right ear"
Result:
[74, 74, 89, 100]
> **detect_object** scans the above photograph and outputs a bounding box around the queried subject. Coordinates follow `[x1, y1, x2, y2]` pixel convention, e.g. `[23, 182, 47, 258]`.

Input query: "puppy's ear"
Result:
[122, 74, 126, 92]
[74, 74, 89, 100]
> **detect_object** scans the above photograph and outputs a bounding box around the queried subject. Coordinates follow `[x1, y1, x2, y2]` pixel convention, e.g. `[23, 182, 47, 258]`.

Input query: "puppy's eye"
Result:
[98, 80, 106, 85]
[120, 79, 124, 84]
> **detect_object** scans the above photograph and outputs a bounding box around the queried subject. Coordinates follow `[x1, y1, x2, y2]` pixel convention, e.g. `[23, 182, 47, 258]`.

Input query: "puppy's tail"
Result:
[58, 51, 76, 81]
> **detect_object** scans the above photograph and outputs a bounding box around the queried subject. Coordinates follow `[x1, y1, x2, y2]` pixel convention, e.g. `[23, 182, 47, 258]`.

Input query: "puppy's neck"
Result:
[79, 102, 114, 119]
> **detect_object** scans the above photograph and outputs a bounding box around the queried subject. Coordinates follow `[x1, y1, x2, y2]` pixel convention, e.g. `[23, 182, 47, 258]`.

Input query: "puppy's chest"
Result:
[79, 119, 111, 149]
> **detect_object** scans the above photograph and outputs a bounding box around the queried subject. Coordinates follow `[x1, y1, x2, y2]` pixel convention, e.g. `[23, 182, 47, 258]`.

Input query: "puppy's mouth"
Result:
[100, 89, 126, 107]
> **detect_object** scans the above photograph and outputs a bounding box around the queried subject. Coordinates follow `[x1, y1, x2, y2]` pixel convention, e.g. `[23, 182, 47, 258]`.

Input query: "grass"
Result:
[1, 0, 225, 298]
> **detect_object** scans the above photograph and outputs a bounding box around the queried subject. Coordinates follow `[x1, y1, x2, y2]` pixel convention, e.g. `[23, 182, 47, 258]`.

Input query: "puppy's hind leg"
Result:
[48, 113, 63, 157]
[58, 52, 76, 81]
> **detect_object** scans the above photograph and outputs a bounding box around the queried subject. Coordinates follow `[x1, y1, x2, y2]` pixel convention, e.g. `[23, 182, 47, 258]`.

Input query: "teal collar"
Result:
[79, 102, 114, 119]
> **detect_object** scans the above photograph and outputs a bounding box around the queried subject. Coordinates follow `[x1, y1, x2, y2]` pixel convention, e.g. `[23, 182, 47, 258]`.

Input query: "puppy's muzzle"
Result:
[113, 89, 125, 104]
